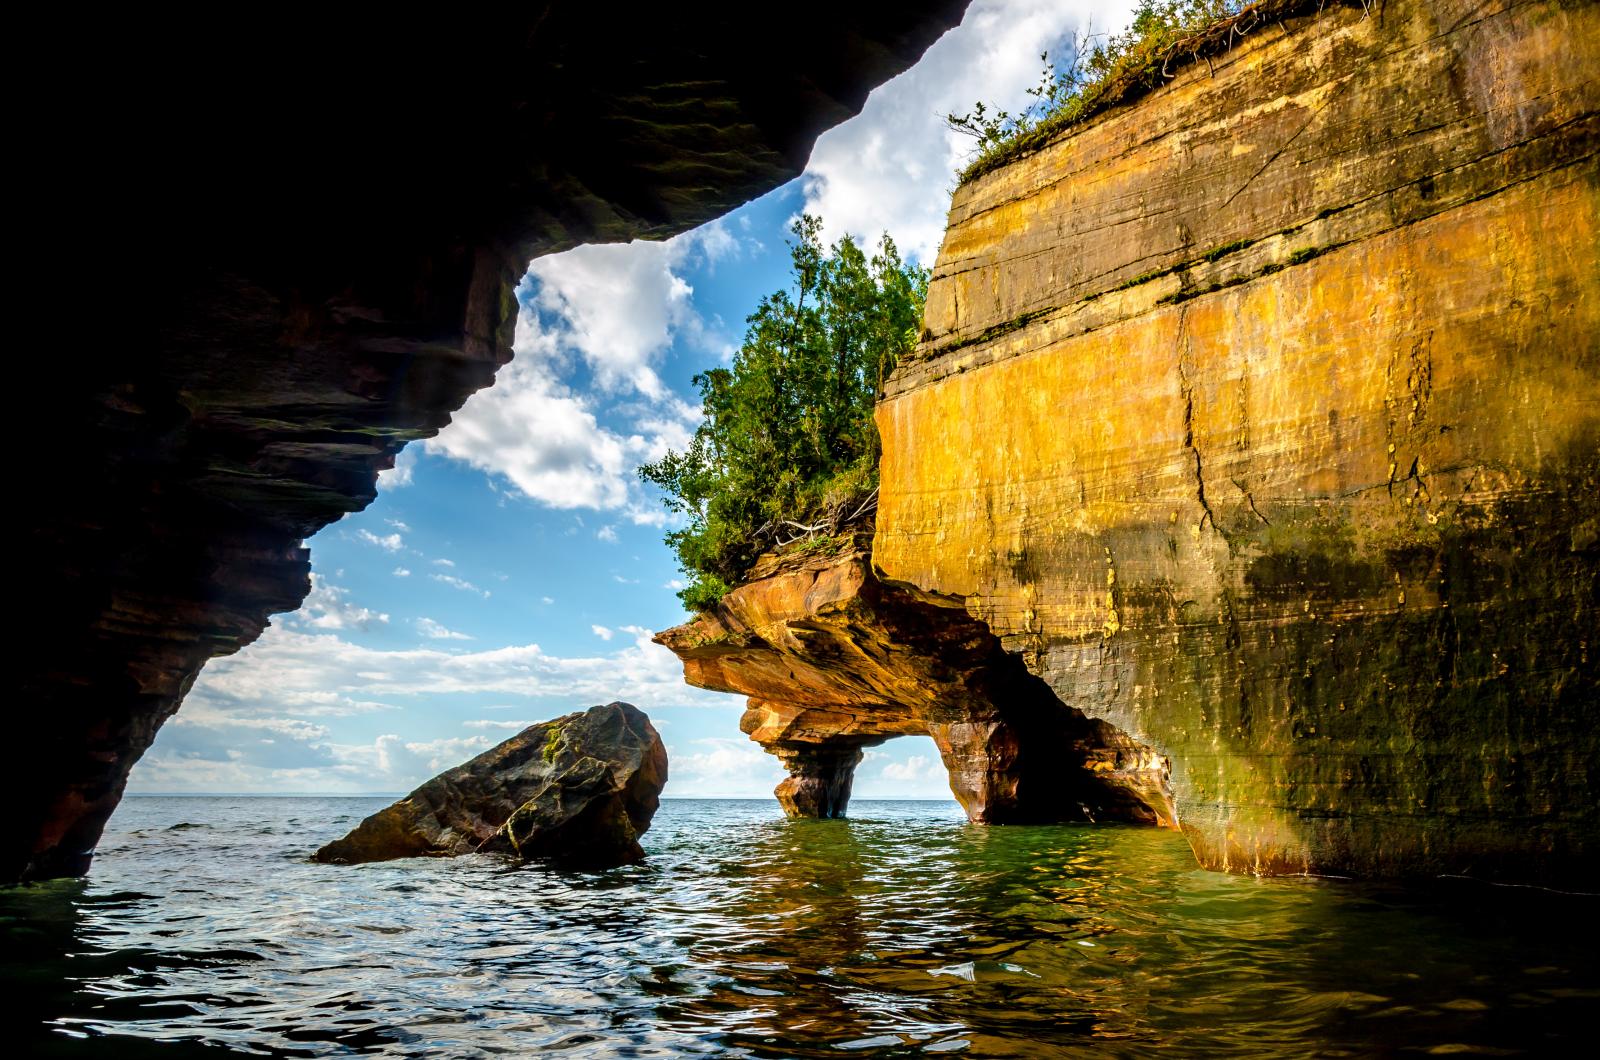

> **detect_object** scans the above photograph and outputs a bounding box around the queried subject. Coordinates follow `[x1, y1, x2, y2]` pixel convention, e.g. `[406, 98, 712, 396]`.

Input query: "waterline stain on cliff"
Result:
[878, 0, 1599, 881]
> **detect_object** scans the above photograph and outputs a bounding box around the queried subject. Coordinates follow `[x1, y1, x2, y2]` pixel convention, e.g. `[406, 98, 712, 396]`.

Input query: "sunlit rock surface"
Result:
[657, 541, 1176, 825]
[10, 4, 968, 884]
[876, 0, 1599, 880]
[314, 702, 666, 868]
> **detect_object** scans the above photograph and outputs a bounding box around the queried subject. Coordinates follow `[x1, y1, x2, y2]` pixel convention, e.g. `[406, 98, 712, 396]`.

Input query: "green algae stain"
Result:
[543, 725, 566, 765]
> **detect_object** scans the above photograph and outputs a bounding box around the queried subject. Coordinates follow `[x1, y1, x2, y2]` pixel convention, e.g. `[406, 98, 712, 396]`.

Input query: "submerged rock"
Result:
[314, 702, 666, 868]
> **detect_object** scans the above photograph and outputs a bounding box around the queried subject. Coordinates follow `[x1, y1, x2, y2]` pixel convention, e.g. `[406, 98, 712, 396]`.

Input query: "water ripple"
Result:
[2, 797, 1596, 1057]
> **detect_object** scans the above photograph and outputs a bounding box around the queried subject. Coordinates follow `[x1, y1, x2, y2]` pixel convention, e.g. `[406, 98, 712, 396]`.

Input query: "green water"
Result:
[2, 797, 1595, 1056]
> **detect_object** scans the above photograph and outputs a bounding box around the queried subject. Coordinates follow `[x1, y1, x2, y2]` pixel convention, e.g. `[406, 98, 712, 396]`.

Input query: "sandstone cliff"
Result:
[657, 540, 1173, 825]
[10, 5, 967, 884]
[874, 0, 1598, 880]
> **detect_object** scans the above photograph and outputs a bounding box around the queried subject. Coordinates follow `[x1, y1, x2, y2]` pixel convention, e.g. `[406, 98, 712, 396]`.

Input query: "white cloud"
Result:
[667, 738, 785, 798]
[416, 617, 473, 641]
[541, 596, 555, 605]
[802, 0, 1137, 263]
[356, 529, 404, 552]
[179, 623, 727, 716]
[591, 625, 614, 641]
[291, 574, 389, 631]
[424, 227, 725, 518]
[394, 567, 411, 578]
[432, 573, 490, 599]
[374, 734, 495, 778]
[432, 558, 455, 568]
[882, 754, 942, 782]
[132, 618, 735, 793]
[377, 445, 416, 491]
[463, 719, 533, 731]
[596, 525, 618, 543]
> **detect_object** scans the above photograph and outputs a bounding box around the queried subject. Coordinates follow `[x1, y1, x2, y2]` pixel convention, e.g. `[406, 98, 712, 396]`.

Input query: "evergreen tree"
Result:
[640, 215, 928, 611]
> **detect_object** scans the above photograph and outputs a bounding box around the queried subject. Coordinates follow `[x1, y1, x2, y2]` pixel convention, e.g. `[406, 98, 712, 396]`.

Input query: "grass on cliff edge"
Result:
[949, 0, 1357, 185]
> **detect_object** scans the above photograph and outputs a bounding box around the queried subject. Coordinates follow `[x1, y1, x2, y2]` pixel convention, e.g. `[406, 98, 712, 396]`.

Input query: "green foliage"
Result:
[542, 724, 565, 764]
[640, 216, 928, 611]
[947, 0, 1251, 183]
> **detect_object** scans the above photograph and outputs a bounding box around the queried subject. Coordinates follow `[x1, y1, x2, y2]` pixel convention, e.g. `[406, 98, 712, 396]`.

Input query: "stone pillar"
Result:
[769, 743, 867, 818]
[926, 715, 1175, 827]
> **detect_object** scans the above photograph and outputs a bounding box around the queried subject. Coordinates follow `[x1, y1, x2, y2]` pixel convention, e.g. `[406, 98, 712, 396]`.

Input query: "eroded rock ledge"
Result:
[11, 4, 967, 884]
[656, 540, 1175, 826]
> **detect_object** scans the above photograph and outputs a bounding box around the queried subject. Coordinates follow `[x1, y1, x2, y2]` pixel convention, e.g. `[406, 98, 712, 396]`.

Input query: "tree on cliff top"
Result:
[640, 215, 928, 612]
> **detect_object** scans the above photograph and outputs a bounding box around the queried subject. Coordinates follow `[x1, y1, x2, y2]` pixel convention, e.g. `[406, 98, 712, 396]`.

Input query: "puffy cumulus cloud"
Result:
[881, 753, 943, 782]
[801, 0, 1138, 263]
[377, 444, 417, 491]
[425, 226, 728, 520]
[290, 575, 389, 632]
[596, 525, 618, 543]
[183, 622, 729, 715]
[356, 528, 404, 552]
[416, 617, 473, 641]
[394, 567, 412, 577]
[464, 719, 532, 731]
[667, 738, 786, 798]
[373, 734, 495, 779]
[855, 742, 956, 799]
[591, 624, 614, 641]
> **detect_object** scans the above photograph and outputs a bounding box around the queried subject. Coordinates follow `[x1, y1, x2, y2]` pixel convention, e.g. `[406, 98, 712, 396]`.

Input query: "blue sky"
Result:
[128, 0, 1134, 799]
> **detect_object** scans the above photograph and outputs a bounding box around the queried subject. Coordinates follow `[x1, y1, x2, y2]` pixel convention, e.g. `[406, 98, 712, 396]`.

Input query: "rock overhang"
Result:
[10, 2, 971, 884]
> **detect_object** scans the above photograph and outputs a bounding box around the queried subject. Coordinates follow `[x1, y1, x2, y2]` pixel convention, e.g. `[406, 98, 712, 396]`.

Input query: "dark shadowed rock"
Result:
[11, 2, 965, 884]
[314, 703, 666, 868]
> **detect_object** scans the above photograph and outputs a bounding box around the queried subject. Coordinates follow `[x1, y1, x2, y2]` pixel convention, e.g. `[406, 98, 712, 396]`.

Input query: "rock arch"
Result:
[655, 541, 1176, 827]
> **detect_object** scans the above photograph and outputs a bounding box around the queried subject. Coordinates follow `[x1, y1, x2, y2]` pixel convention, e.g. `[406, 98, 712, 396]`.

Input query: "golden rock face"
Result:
[877, 0, 1599, 879]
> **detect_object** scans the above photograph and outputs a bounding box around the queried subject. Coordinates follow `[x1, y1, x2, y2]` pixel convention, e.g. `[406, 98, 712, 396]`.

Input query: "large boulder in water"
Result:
[314, 702, 666, 868]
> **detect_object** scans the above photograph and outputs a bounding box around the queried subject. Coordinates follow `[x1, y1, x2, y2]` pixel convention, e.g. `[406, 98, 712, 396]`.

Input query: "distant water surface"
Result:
[2, 796, 1596, 1057]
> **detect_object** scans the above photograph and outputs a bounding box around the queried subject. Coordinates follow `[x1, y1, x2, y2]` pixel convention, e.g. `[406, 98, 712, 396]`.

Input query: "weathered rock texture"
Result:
[11, 4, 967, 884]
[314, 702, 666, 868]
[877, 0, 1599, 880]
[657, 540, 1176, 825]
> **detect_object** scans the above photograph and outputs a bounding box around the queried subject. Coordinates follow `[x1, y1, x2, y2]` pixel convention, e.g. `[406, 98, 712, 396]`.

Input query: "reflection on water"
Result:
[1, 797, 1596, 1057]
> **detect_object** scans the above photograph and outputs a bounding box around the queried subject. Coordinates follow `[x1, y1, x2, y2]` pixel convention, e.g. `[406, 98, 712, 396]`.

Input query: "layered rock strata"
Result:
[11, 5, 967, 883]
[315, 702, 667, 868]
[657, 541, 1176, 825]
[876, 0, 1599, 879]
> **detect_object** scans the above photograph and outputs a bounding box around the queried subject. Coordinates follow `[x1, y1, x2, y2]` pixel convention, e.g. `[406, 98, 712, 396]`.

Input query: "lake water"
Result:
[2, 796, 1596, 1057]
